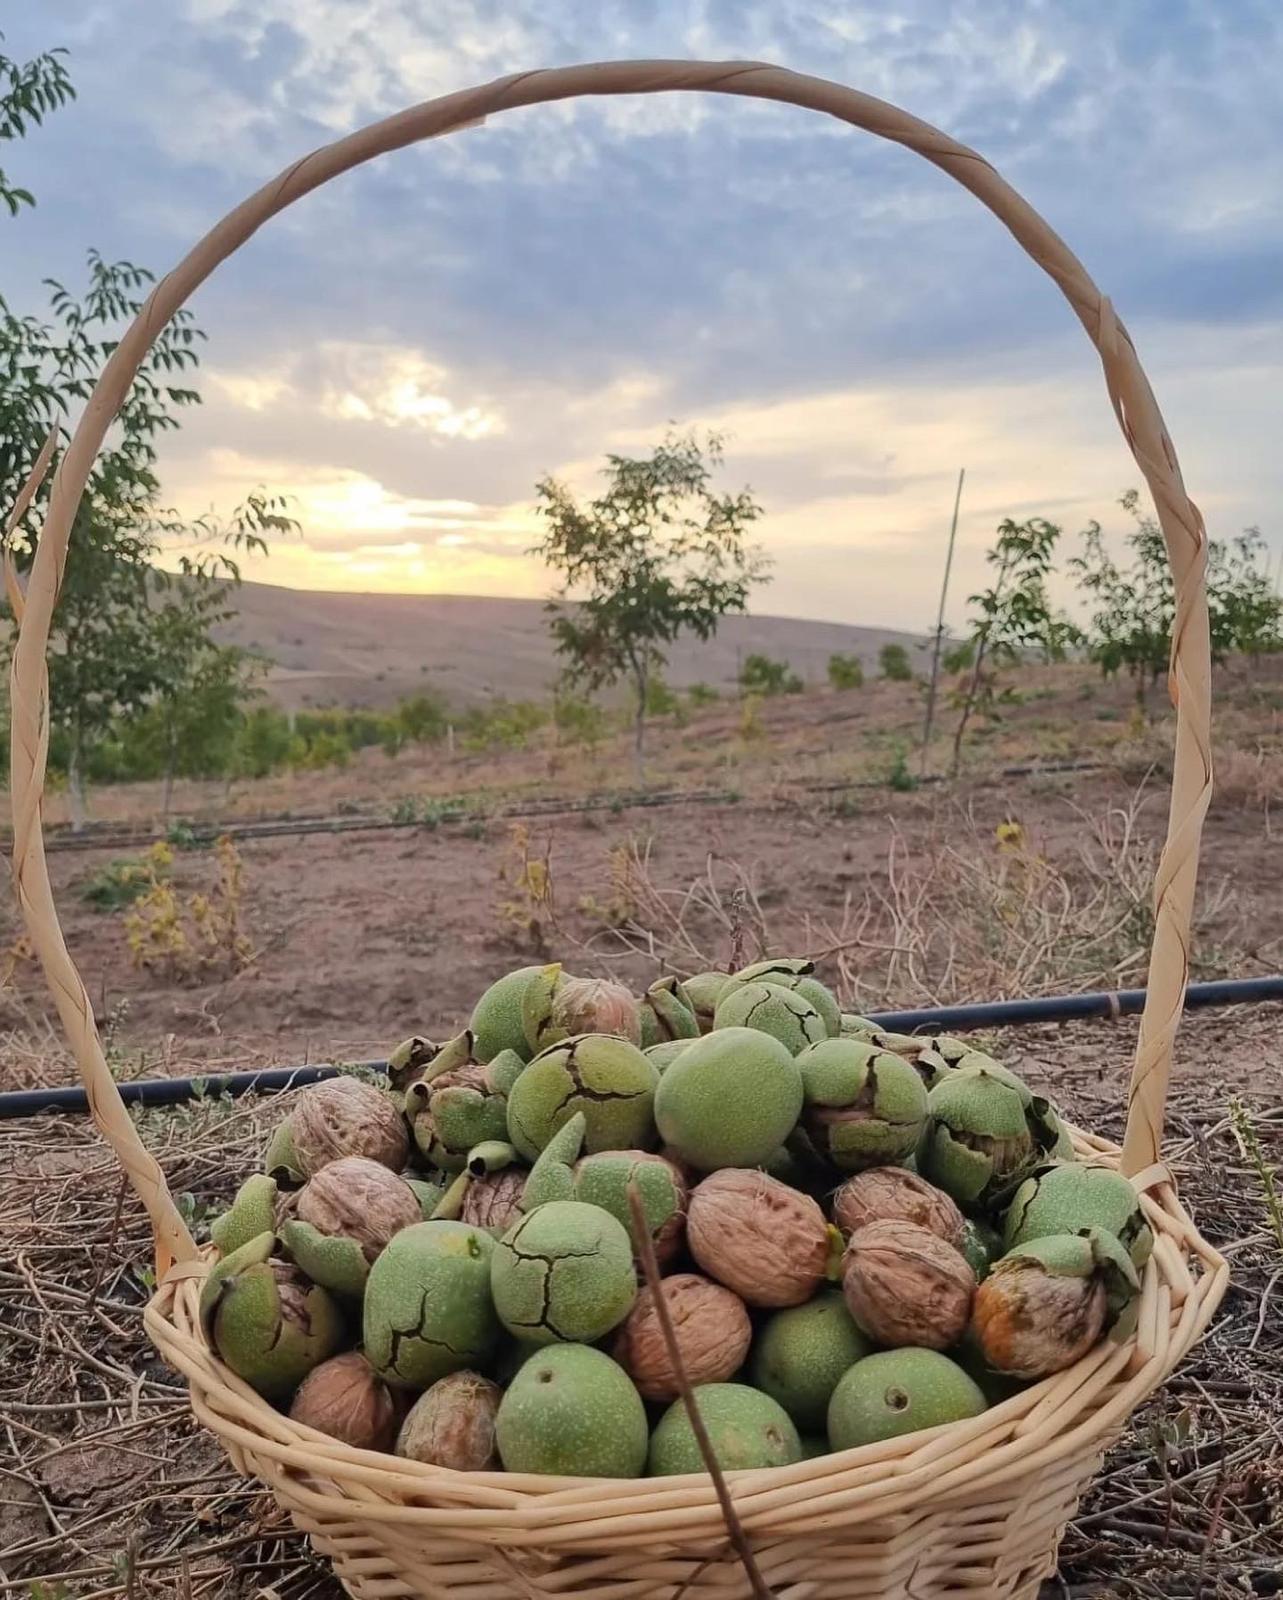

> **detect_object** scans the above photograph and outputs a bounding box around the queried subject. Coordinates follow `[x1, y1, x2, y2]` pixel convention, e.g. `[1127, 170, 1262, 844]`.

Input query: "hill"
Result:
[217, 581, 929, 710]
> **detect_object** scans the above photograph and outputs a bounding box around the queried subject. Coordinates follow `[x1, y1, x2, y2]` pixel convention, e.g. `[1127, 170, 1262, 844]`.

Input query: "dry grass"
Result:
[579, 787, 1241, 1009]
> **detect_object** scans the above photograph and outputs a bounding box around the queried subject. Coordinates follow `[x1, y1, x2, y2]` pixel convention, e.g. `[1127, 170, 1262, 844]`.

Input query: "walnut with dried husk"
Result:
[842, 1219, 976, 1350]
[833, 1166, 964, 1246]
[265, 1076, 408, 1185]
[573, 1149, 688, 1267]
[921, 1058, 1060, 1208]
[396, 1371, 502, 1470]
[797, 1039, 929, 1172]
[279, 1156, 422, 1296]
[199, 1233, 344, 1401]
[971, 1228, 1140, 1378]
[687, 1168, 833, 1308]
[404, 1034, 522, 1172]
[637, 976, 700, 1049]
[461, 1166, 527, 1236]
[522, 964, 641, 1052]
[612, 1272, 751, 1401]
[288, 1351, 400, 1451]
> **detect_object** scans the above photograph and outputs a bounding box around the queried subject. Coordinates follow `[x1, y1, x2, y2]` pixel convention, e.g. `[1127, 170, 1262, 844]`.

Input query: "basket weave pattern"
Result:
[8, 60, 1226, 1600]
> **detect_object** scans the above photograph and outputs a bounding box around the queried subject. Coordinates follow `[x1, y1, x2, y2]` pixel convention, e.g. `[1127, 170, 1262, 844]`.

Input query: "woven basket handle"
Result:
[7, 61, 1211, 1271]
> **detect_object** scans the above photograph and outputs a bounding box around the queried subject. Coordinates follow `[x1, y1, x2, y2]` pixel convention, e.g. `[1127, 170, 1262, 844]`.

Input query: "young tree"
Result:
[951, 517, 1079, 776]
[827, 652, 864, 691]
[739, 653, 802, 696]
[1071, 490, 1281, 706]
[1, 34, 75, 215]
[533, 431, 768, 784]
[879, 643, 913, 682]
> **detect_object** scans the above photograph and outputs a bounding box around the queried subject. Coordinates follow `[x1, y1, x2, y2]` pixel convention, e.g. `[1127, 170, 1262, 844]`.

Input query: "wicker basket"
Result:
[8, 60, 1227, 1600]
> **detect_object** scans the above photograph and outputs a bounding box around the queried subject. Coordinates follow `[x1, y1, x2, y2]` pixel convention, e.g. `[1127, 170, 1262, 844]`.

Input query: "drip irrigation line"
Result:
[4, 973, 1281, 1121]
[12, 757, 1115, 857]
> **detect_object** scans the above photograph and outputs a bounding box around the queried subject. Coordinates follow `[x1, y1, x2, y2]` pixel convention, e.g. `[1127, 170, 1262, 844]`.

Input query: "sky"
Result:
[4, 1, 1282, 631]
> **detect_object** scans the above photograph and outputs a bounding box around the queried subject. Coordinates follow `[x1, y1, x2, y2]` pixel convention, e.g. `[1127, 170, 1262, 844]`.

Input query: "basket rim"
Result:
[145, 1124, 1228, 1543]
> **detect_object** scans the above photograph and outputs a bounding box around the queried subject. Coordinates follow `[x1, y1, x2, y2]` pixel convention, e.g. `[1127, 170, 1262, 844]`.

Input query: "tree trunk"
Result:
[950, 634, 990, 779]
[67, 737, 88, 833]
[633, 669, 648, 790]
[162, 726, 177, 822]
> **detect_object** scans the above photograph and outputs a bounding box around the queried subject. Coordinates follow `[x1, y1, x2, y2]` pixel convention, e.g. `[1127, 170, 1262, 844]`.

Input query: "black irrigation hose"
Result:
[4, 974, 1281, 1121]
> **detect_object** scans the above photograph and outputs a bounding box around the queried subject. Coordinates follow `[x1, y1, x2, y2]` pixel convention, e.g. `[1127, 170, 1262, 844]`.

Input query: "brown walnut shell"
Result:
[290, 1076, 408, 1177]
[612, 1273, 751, 1401]
[396, 1371, 502, 1471]
[833, 1166, 964, 1246]
[288, 1351, 400, 1451]
[461, 1168, 527, 1235]
[842, 1219, 975, 1349]
[296, 1156, 422, 1262]
[687, 1169, 829, 1307]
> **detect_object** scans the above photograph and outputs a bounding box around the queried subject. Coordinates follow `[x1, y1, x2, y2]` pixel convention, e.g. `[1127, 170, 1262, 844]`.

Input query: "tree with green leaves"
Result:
[1071, 490, 1281, 708]
[879, 643, 914, 682]
[951, 517, 1079, 775]
[739, 653, 802, 697]
[0, 35, 75, 215]
[2, 41, 295, 824]
[533, 431, 768, 784]
[827, 652, 864, 691]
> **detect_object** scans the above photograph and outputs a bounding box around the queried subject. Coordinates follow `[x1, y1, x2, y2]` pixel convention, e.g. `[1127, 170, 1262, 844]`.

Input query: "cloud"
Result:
[4, 0, 1281, 619]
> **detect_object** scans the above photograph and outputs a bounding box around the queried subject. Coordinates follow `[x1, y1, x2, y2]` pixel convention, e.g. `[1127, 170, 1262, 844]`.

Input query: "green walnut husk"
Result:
[405, 1036, 521, 1172]
[495, 1343, 648, 1477]
[958, 1217, 1004, 1282]
[973, 1229, 1141, 1378]
[520, 1114, 586, 1210]
[721, 959, 843, 1039]
[490, 1200, 637, 1346]
[645, 1039, 694, 1073]
[199, 1233, 344, 1401]
[654, 1026, 803, 1171]
[713, 981, 828, 1055]
[573, 1149, 688, 1267]
[403, 1177, 446, 1219]
[648, 1383, 802, 1476]
[749, 1290, 871, 1431]
[363, 1221, 500, 1390]
[637, 977, 700, 1049]
[683, 971, 731, 1033]
[505, 1034, 657, 1159]
[827, 1349, 986, 1450]
[840, 1012, 878, 1038]
[210, 1174, 281, 1257]
[796, 1038, 929, 1172]
[1003, 1161, 1153, 1268]
[522, 964, 641, 1053]
[469, 965, 544, 1063]
[921, 1059, 1060, 1208]
[386, 1034, 439, 1103]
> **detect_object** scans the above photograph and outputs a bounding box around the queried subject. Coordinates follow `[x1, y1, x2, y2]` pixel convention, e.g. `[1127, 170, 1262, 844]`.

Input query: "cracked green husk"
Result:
[210, 1174, 279, 1257]
[469, 965, 544, 1063]
[681, 971, 731, 1033]
[199, 1232, 343, 1401]
[921, 1060, 1059, 1208]
[520, 1113, 586, 1210]
[713, 979, 829, 1054]
[1003, 1161, 1153, 1268]
[521, 964, 642, 1053]
[362, 1220, 500, 1390]
[490, 1200, 637, 1346]
[572, 1150, 687, 1265]
[504, 1034, 657, 1159]
[796, 1038, 929, 1172]
[637, 977, 700, 1049]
